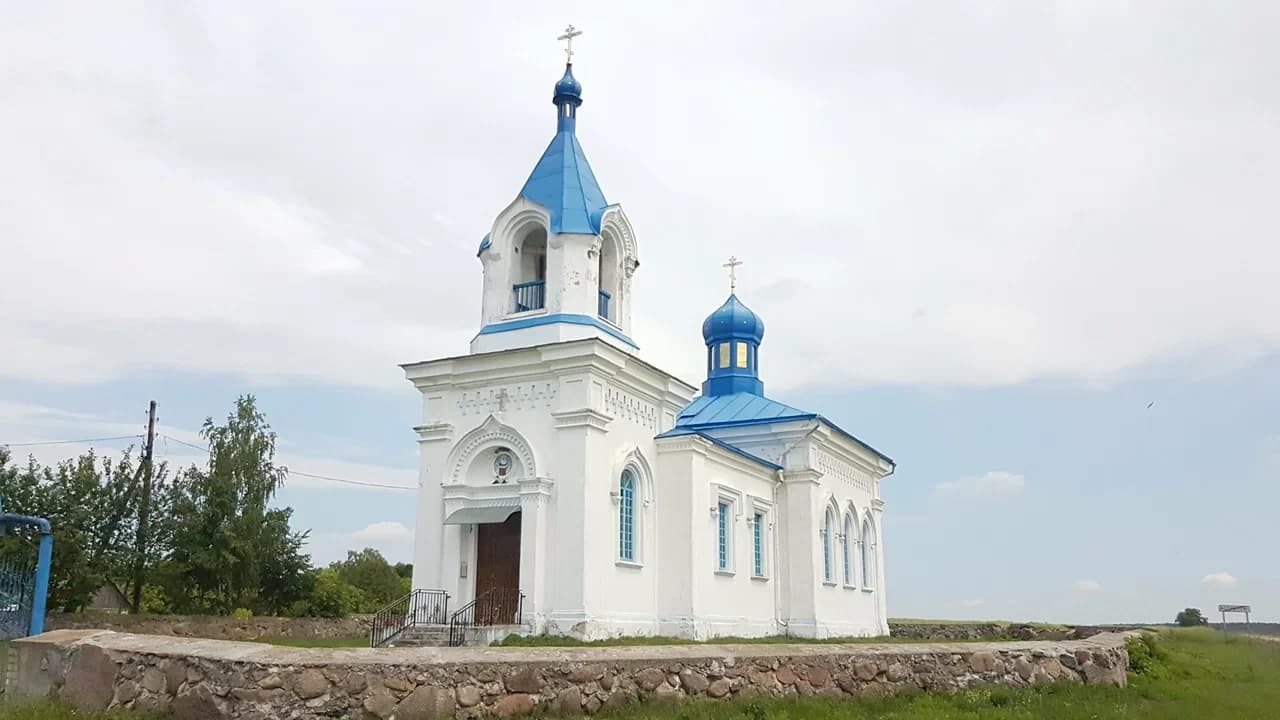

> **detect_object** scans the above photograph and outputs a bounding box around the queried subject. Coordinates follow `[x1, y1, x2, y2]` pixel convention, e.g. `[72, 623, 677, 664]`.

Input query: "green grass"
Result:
[4, 629, 1277, 719]
[247, 635, 368, 648]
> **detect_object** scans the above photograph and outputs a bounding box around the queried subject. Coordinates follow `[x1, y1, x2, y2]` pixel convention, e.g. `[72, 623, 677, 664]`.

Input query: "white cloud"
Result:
[1201, 572, 1238, 589]
[935, 471, 1026, 499]
[3, 4, 1280, 391]
[351, 521, 414, 545]
[1074, 580, 1102, 593]
[961, 599, 985, 608]
[308, 522, 415, 566]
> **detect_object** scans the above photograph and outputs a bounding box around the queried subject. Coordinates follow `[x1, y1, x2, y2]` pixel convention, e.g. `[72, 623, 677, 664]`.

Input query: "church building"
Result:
[404, 42, 896, 640]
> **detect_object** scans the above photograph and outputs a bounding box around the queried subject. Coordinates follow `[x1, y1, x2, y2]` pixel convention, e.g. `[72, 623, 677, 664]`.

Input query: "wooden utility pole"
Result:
[130, 401, 157, 613]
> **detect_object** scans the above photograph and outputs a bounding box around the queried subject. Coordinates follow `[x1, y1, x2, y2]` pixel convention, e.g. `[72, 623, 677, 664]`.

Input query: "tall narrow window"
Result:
[718, 343, 730, 368]
[861, 519, 874, 590]
[717, 501, 731, 571]
[752, 512, 765, 577]
[842, 515, 855, 586]
[735, 342, 748, 368]
[618, 470, 636, 562]
[822, 510, 835, 583]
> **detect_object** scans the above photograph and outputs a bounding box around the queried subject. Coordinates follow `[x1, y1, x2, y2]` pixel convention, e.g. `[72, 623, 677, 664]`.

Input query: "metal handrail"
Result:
[448, 587, 524, 647]
[369, 589, 449, 648]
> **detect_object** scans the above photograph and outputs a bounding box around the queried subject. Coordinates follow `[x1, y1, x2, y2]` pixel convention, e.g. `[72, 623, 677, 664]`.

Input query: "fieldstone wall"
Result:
[11, 630, 1131, 719]
[47, 613, 372, 641]
[888, 622, 1111, 642]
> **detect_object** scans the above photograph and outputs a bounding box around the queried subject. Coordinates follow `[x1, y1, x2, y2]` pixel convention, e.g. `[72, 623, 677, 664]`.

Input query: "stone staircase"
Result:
[384, 624, 451, 647]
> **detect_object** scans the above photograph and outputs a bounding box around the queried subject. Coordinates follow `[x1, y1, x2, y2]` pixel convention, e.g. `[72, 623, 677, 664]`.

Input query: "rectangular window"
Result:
[736, 341, 748, 368]
[718, 343, 730, 368]
[717, 501, 731, 571]
[752, 512, 764, 576]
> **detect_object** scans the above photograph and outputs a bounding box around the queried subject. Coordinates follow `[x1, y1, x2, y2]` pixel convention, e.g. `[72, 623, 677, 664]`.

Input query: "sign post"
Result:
[1218, 604, 1252, 636]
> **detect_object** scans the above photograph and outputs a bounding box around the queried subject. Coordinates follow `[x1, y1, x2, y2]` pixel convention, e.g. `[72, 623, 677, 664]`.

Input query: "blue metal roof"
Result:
[654, 427, 783, 471]
[662, 392, 896, 466]
[675, 392, 813, 428]
[519, 130, 608, 235]
[477, 233, 491, 256]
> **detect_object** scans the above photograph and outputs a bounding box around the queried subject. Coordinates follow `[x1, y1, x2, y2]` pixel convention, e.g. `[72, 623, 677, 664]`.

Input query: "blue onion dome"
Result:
[702, 294, 765, 345]
[553, 64, 583, 105]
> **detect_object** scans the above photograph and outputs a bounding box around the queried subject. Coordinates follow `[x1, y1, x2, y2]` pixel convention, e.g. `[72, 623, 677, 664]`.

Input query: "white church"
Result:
[404, 42, 896, 640]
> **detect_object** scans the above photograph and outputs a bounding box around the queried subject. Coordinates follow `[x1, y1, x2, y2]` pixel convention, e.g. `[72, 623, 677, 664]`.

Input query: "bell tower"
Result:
[471, 30, 639, 355]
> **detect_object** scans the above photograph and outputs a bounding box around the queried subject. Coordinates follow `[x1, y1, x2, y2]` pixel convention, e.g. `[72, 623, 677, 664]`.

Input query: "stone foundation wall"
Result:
[888, 622, 1111, 642]
[46, 613, 372, 641]
[11, 630, 1131, 719]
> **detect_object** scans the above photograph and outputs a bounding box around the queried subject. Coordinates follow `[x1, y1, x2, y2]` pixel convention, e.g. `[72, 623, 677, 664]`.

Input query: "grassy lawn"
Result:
[3, 629, 1277, 719]
[248, 635, 368, 648]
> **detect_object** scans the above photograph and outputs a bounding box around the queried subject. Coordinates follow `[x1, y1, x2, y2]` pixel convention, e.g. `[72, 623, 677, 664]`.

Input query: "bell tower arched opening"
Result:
[513, 226, 547, 313]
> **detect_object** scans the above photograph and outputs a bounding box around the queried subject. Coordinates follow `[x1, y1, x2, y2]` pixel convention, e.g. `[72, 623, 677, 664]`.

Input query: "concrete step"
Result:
[385, 625, 451, 648]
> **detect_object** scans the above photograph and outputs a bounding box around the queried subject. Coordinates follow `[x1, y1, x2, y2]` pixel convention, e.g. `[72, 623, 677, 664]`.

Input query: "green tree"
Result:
[162, 395, 310, 614]
[1176, 607, 1209, 627]
[288, 569, 363, 618]
[332, 548, 403, 611]
[0, 446, 144, 611]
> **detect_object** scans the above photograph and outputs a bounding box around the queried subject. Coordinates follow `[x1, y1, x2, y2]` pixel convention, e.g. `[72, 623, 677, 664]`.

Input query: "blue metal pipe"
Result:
[30, 531, 52, 635]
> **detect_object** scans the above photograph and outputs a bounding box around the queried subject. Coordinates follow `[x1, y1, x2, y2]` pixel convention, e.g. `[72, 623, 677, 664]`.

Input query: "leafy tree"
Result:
[332, 548, 403, 611]
[0, 446, 145, 611]
[1176, 607, 1209, 627]
[288, 569, 362, 618]
[393, 562, 413, 579]
[161, 395, 310, 614]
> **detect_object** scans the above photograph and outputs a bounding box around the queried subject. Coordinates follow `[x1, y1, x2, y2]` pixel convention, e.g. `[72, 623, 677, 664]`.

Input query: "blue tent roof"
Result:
[519, 130, 608, 235]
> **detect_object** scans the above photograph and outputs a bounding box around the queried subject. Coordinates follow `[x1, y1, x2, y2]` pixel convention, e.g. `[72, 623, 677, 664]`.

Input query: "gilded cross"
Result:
[558, 24, 583, 62]
[723, 256, 743, 293]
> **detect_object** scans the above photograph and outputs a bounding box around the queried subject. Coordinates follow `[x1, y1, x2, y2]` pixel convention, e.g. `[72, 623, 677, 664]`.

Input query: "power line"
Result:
[1, 434, 143, 448]
[159, 434, 415, 491]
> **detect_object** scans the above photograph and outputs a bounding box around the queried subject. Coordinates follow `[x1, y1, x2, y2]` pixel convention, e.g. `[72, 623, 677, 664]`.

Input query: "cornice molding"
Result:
[551, 407, 614, 432]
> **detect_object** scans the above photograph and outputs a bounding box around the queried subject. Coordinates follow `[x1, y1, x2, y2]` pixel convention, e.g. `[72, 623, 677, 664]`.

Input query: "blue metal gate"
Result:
[0, 501, 53, 640]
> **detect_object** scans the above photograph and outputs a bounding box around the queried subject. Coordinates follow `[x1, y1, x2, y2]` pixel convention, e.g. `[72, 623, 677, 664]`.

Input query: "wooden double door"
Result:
[474, 511, 521, 624]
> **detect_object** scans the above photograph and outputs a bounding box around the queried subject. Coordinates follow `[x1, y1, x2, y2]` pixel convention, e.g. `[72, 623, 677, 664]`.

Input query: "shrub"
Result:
[1127, 633, 1169, 677]
[231, 607, 254, 620]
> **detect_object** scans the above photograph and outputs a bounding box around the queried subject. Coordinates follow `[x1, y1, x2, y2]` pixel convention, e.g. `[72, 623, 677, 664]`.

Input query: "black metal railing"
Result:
[448, 587, 524, 647]
[598, 289, 611, 319]
[513, 280, 546, 313]
[369, 589, 449, 648]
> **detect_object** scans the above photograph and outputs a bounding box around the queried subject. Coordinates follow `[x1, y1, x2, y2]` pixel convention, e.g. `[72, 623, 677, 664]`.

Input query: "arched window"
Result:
[618, 469, 636, 562]
[822, 508, 836, 583]
[861, 518, 875, 591]
[598, 233, 620, 321]
[842, 513, 856, 587]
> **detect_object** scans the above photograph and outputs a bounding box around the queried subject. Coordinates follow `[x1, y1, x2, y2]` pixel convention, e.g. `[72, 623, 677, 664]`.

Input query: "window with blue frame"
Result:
[618, 469, 636, 562]
[861, 519, 874, 589]
[717, 501, 731, 571]
[843, 514, 855, 587]
[752, 511, 765, 577]
[822, 510, 835, 583]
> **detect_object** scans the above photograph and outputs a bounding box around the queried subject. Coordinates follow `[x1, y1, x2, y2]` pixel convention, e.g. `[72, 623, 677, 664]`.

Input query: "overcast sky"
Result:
[3, 2, 1278, 623]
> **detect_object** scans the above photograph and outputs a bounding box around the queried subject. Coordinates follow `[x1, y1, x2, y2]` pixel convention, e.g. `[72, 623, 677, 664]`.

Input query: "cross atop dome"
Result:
[558, 24, 582, 63]
[723, 256, 743, 293]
